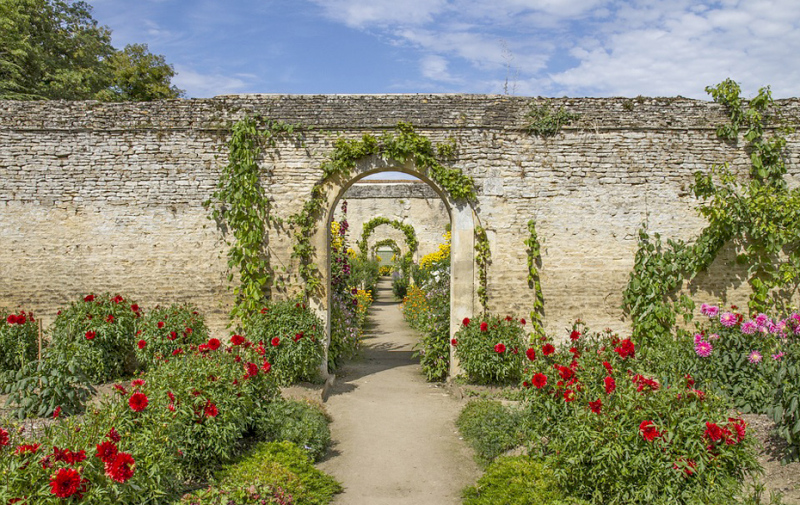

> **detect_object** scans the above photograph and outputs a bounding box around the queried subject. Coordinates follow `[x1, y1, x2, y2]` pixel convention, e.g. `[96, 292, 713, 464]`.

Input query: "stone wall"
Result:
[1, 95, 799, 338]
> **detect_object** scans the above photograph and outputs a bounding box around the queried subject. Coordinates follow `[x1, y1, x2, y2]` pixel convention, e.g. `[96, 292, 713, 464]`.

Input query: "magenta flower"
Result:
[772, 351, 786, 361]
[693, 333, 704, 344]
[701, 304, 719, 317]
[708, 333, 720, 340]
[754, 313, 770, 326]
[740, 321, 757, 335]
[720, 312, 738, 327]
[748, 351, 763, 364]
[695, 341, 713, 358]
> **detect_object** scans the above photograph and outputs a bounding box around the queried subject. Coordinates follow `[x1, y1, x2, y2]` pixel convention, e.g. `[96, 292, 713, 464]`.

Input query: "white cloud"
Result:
[420, 55, 459, 83]
[173, 66, 253, 98]
[309, 0, 448, 28]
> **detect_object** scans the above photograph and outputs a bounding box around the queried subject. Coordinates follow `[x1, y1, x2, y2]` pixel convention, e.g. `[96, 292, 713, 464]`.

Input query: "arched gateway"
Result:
[307, 157, 478, 377]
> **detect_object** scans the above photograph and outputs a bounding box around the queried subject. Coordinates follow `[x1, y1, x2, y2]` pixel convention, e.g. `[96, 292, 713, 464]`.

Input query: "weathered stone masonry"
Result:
[1, 95, 798, 338]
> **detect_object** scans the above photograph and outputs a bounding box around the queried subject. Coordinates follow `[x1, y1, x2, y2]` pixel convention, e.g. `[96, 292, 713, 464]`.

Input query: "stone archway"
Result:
[308, 157, 477, 378]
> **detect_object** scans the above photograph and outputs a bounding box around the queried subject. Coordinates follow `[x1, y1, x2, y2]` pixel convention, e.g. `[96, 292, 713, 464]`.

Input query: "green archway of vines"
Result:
[357, 217, 418, 263]
[371, 238, 401, 259]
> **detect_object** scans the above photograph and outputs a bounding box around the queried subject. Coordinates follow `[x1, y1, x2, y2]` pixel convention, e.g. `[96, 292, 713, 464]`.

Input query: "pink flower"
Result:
[748, 350, 762, 364]
[772, 351, 786, 361]
[741, 321, 757, 335]
[700, 303, 719, 317]
[695, 341, 713, 357]
[720, 312, 738, 327]
[693, 334, 705, 344]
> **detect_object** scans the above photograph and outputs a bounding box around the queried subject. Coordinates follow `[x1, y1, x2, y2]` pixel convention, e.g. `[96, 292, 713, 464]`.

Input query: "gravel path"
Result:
[316, 278, 480, 504]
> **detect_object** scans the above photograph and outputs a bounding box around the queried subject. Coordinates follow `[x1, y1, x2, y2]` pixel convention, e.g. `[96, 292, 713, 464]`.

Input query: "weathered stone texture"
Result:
[1, 94, 798, 338]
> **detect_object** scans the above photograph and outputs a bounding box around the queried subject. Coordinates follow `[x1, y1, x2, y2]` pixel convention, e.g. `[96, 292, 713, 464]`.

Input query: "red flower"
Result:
[588, 398, 602, 414]
[185, 327, 193, 335]
[15, 443, 41, 455]
[480, 322, 488, 332]
[532, 373, 547, 389]
[204, 401, 219, 418]
[703, 422, 728, 442]
[604, 376, 616, 394]
[728, 418, 746, 443]
[49, 467, 82, 498]
[230, 334, 245, 346]
[107, 427, 121, 443]
[85, 331, 96, 340]
[555, 365, 574, 380]
[52, 406, 61, 419]
[105, 452, 135, 483]
[0, 428, 9, 446]
[168, 331, 178, 340]
[113, 384, 127, 395]
[494, 342, 506, 353]
[525, 348, 536, 361]
[450, 338, 458, 346]
[207, 338, 221, 351]
[132, 379, 145, 387]
[128, 392, 149, 412]
[130, 304, 139, 312]
[293, 332, 304, 342]
[137, 339, 146, 349]
[462, 317, 470, 326]
[602, 361, 613, 375]
[172, 348, 183, 356]
[157, 321, 165, 329]
[563, 389, 576, 402]
[271, 337, 280, 347]
[84, 294, 95, 302]
[261, 307, 269, 314]
[246, 362, 259, 378]
[632, 374, 660, 393]
[614, 339, 635, 359]
[95, 441, 118, 463]
[520, 318, 526, 325]
[6, 314, 17, 324]
[639, 420, 663, 442]
[685, 374, 696, 388]
[673, 458, 697, 476]
[105, 315, 114, 323]
[112, 295, 124, 304]
[570, 330, 581, 341]
[542, 343, 555, 356]
[261, 361, 271, 373]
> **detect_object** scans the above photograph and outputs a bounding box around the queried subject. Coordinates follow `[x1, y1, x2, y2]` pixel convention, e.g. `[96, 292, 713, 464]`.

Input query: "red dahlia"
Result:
[494, 343, 506, 353]
[450, 338, 458, 346]
[207, 338, 221, 351]
[532, 373, 547, 389]
[230, 334, 245, 346]
[525, 348, 536, 361]
[246, 362, 258, 377]
[542, 343, 555, 356]
[0, 427, 9, 446]
[462, 317, 470, 326]
[85, 331, 96, 340]
[128, 392, 149, 412]
[49, 467, 82, 498]
[604, 376, 616, 394]
[137, 339, 146, 349]
[570, 330, 581, 341]
[639, 420, 663, 441]
[95, 441, 118, 463]
[204, 401, 219, 418]
[271, 337, 280, 347]
[588, 398, 602, 414]
[107, 427, 121, 443]
[84, 294, 94, 302]
[157, 321, 165, 329]
[105, 452, 135, 483]
[261, 361, 271, 373]
[6, 314, 17, 324]
[480, 322, 488, 332]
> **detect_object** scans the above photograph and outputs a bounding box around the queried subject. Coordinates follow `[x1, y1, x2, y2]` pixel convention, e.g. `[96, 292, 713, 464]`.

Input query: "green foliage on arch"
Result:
[357, 218, 418, 263]
[289, 122, 477, 296]
[371, 238, 401, 258]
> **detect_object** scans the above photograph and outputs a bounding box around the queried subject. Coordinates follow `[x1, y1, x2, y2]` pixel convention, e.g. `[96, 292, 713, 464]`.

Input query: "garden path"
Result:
[315, 278, 480, 504]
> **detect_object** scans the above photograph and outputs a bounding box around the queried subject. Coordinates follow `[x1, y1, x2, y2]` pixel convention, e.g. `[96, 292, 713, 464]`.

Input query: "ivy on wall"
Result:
[524, 220, 545, 338]
[289, 122, 479, 297]
[475, 226, 491, 313]
[623, 78, 798, 347]
[524, 100, 580, 138]
[204, 116, 296, 321]
[357, 217, 418, 263]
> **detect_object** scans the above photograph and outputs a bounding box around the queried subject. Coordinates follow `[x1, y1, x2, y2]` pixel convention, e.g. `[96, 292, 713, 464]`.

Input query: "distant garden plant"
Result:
[134, 303, 209, 370]
[453, 314, 527, 385]
[0, 309, 39, 372]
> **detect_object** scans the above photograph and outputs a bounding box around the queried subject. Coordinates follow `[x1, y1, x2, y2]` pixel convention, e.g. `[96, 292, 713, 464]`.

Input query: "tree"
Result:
[0, 0, 183, 101]
[96, 43, 183, 101]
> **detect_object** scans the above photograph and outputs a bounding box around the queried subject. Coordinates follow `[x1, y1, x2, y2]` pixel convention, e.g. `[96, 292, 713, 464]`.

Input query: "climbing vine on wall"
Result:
[205, 116, 297, 321]
[524, 100, 580, 137]
[524, 220, 545, 338]
[475, 226, 491, 313]
[623, 78, 798, 347]
[289, 122, 478, 297]
[357, 217, 418, 262]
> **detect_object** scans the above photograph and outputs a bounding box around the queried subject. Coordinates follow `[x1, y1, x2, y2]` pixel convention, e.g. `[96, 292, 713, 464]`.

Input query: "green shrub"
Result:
[1, 352, 96, 418]
[180, 441, 342, 505]
[0, 309, 39, 372]
[135, 304, 209, 370]
[49, 293, 141, 383]
[256, 398, 331, 462]
[244, 300, 325, 385]
[453, 314, 526, 384]
[523, 323, 761, 505]
[350, 256, 380, 294]
[391, 274, 408, 299]
[457, 399, 524, 466]
[463, 456, 589, 505]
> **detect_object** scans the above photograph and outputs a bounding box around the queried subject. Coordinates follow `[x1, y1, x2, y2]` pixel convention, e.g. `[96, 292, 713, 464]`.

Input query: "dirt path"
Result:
[315, 278, 480, 504]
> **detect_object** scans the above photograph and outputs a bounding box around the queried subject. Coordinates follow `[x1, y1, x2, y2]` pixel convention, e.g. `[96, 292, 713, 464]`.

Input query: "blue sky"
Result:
[90, 0, 800, 99]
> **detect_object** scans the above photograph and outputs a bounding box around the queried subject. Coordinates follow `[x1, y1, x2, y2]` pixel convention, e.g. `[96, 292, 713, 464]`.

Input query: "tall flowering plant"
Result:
[134, 304, 209, 370]
[522, 322, 759, 504]
[452, 315, 526, 384]
[50, 293, 141, 383]
[0, 309, 39, 371]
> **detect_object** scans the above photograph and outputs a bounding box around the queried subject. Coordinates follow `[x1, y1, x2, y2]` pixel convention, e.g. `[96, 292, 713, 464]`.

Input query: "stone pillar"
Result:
[450, 202, 476, 377]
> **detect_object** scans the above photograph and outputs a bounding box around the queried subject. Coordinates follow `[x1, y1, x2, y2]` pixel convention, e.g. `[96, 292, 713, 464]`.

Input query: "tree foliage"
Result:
[0, 0, 183, 101]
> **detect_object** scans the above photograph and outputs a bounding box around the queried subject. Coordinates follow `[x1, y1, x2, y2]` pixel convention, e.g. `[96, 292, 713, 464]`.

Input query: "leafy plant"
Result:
[525, 220, 545, 339]
[1, 352, 96, 418]
[49, 293, 141, 383]
[453, 314, 526, 385]
[255, 398, 331, 462]
[0, 309, 39, 371]
[462, 456, 589, 505]
[475, 226, 491, 312]
[524, 101, 580, 137]
[244, 299, 325, 385]
[457, 399, 525, 466]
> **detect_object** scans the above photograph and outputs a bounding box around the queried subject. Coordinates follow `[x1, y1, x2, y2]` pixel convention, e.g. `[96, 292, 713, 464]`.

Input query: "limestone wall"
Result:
[1, 95, 799, 338]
